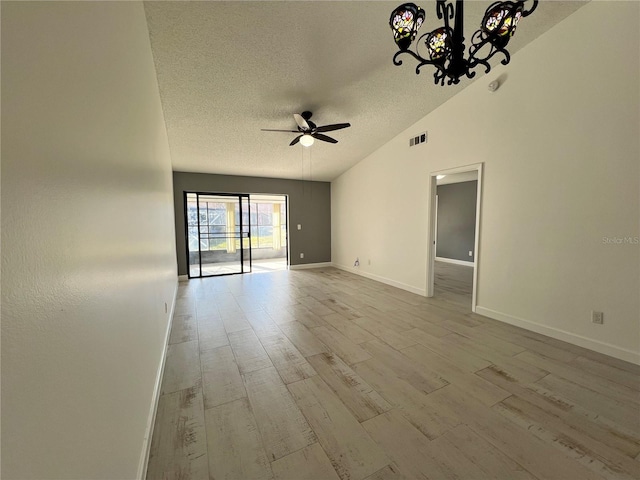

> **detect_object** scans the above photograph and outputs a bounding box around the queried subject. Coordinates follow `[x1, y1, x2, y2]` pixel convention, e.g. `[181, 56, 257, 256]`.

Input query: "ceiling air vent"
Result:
[409, 131, 427, 147]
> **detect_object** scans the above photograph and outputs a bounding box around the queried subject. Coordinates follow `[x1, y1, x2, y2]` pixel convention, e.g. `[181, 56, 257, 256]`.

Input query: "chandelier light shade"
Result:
[482, 2, 524, 41]
[426, 27, 452, 61]
[390, 3, 426, 51]
[389, 0, 538, 86]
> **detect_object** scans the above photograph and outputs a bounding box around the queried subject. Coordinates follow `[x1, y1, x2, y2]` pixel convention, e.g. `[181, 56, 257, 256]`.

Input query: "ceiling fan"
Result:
[261, 111, 351, 146]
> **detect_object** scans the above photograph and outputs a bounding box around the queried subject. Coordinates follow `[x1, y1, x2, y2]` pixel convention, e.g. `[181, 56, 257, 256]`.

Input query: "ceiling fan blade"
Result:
[289, 135, 302, 146]
[293, 113, 310, 131]
[313, 133, 338, 144]
[315, 123, 351, 133]
[261, 129, 299, 132]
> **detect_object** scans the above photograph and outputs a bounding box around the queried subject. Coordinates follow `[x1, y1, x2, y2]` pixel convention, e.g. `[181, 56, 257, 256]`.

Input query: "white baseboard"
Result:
[475, 306, 640, 366]
[436, 257, 474, 267]
[332, 263, 426, 297]
[289, 262, 333, 270]
[178, 274, 188, 282]
[137, 280, 179, 479]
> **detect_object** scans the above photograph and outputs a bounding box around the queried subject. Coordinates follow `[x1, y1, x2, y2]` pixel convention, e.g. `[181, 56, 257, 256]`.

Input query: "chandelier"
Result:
[389, 0, 538, 86]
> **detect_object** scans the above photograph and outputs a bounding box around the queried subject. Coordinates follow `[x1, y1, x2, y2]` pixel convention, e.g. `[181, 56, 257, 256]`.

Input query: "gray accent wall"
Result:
[173, 172, 331, 275]
[436, 180, 477, 262]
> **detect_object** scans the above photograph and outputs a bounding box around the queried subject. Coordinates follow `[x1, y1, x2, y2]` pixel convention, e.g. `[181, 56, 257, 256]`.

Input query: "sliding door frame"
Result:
[184, 191, 252, 278]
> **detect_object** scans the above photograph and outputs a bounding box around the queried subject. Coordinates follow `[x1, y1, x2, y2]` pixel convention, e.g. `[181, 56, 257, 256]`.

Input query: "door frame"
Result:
[426, 163, 483, 312]
[184, 191, 252, 278]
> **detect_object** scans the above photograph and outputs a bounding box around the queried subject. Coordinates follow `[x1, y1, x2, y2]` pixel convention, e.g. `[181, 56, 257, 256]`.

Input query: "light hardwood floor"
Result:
[147, 264, 640, 480]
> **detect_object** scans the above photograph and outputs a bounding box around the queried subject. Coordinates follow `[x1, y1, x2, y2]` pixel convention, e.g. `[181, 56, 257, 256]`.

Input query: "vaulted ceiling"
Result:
[144, 1, 587, 181]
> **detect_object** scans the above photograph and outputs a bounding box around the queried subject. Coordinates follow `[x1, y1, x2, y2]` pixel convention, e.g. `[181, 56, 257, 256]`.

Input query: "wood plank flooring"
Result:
[147, 263, 640, 480]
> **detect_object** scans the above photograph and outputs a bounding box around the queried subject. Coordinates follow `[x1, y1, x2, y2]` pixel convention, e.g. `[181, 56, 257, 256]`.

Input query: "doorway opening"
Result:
[186, 192, 288, 278]
[248, 194, 289, 273]
[427, 164, 483, 312]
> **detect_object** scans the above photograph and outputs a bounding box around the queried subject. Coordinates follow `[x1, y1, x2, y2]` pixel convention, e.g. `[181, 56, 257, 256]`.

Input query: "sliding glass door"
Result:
[186, 192, 251, 277]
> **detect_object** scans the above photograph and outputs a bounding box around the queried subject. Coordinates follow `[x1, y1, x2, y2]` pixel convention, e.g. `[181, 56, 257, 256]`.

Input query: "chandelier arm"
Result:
[436, 0, 454, 21]
[393, 49, 423, 66]
[467, 36, 492, 66]
[522, 0, 539, 17]
[467, 30, 512, 70]
[447, 74, 463, 86]
[417, 59, 447, 76]
[433, 69, 447, 86]
[468, 55, 491, 75]
[393, 49, 443, 75]
[469, 47, 509, 73]
[470, 29, 484, 44]
[499, 49, 511, 66]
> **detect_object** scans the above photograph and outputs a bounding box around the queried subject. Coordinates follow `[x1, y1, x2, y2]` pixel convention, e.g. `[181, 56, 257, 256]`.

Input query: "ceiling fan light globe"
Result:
[300, 134, 314, 147]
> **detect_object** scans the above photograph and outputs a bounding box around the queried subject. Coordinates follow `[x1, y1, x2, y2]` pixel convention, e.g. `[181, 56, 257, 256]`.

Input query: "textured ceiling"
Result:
[144, 1, 586, 181]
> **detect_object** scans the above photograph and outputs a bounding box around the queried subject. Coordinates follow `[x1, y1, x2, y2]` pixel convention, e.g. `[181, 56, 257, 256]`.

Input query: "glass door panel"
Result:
[186, 192, 252, 278]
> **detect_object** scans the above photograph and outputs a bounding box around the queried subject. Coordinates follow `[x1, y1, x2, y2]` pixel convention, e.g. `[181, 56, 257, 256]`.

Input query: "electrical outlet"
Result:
[300, 253, 304, 259]
[354, 258, 360, 267]
[468, 250, 473, 257]
[297, 224, 302, 230]
[592, 311, 604, 325]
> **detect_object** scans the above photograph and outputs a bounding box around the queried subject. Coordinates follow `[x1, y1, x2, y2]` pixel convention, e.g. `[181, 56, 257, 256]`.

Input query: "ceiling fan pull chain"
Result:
[309, 147, 313, 201]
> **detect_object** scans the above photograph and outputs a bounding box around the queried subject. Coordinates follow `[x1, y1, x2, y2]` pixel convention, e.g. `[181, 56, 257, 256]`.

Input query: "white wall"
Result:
[332, 1, 640, 363]
[1, 2, 177, 478]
